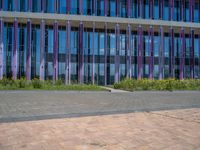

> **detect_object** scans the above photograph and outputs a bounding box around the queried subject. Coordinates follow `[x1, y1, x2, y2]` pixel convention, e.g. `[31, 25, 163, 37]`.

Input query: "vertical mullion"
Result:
[104, 23, 107, 85]
[180, 28, 185, 80]
[137, 25, 143, 80]
[190, 28, 194, 79]
[169, 27, 174, 78]
[13, 19, 18, 80]
[115, 24, 120, 83]
[26, 19, 31, 80]
[0, 18, 3, 79]
[126, 24, 131, 78]
[66, 20, 71, 84]
[159, 26, 164, 80]
[40, 20, 45, 80]
[149, 26, 154, 79]
[53, 21, 58, 81]
[92, 22, 95, 84]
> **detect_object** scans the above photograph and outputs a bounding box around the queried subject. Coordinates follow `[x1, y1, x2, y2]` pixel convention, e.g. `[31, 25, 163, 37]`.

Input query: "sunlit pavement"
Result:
[0, 91, 200, 149]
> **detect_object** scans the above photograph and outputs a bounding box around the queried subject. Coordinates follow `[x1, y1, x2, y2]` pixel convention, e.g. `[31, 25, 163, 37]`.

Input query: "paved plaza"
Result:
[0, 91, 200, 149]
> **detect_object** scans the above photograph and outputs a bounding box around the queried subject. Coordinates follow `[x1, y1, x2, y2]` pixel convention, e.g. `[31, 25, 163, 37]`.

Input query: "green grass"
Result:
[0, 78, 105, 91]
[114, 78, 200, 91]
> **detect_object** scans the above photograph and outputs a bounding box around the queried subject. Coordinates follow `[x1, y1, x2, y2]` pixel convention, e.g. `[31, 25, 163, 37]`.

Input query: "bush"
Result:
[32, 78, 43, 89]
[16, 78, 27, 88]
[114, 78, 200, 91]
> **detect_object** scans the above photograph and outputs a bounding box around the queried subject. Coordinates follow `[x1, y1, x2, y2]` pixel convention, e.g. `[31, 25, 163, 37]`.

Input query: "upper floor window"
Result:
[4, 0, 14, 11]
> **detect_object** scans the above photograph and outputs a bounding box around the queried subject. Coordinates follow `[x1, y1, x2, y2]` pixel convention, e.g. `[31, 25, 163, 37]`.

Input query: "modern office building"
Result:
[0, 0, 200, 85]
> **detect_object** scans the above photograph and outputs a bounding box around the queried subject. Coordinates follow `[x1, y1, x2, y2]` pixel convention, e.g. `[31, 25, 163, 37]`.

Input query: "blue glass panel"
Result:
[46, 0, 55, 13]
[154, 0, 159, 19]
[71, 0, 78, 14]
[83, 0, 92, 15]
[18, 0, 28, 12]
[119, 0, 126, 17]
[163, 0, 169, 20]
[32, 0, 40, 12]
[96, 0, 104, 16]
[99, 33, 104, 55]
[58, 0, 66, 14]
[109, 0, 116, 17]
[4, 0, 14, 11]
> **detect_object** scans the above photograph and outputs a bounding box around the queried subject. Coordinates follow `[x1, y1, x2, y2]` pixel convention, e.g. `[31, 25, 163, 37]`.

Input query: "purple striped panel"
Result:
[180, 28, 185, 80]
[199, 30, 200, 78]
[66, 21, 71, 84]
[92, 22, 95, 84]
[127, 0, 131, 18]
[40, 20, 45, 80]
[14, 0, 17, 11]
[79, 0, 83, 15]
[149, 26, 154, 80]
[189, 0, 194, 22]
[92, 0, 96, 15]
[78, 22, 84, 84]
[169, 27, 174, 78]
[116, 0, 119, 17]
[26, 19, 31, 80]
[67, 0, 71, 14]
[199, 0, 200, 22]
[13, 19, 18, 80]
[104, 23, 107, 85]
[0, 18, 3, 79]
[104, 0, 108, 16]
[53, 21, 58, 81]
[159, 0, 164, 19]
[126, 24, 131, 78]
[28, 0, 32, 12]
[149, 0, 153, 19]
[137, 25, 143, 80]
[159, 26, 164, 80]
[190, 29, 194, 79]
[41, 0, 45, 12]
[115, 24, 120, 83]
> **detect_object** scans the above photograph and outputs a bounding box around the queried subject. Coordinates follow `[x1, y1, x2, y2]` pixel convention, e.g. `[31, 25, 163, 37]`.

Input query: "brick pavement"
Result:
[0, 108, 200, 150]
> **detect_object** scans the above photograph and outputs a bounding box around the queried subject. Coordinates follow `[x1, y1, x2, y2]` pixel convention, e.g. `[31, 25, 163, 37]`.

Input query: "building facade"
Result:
[0, 0, 200, 85]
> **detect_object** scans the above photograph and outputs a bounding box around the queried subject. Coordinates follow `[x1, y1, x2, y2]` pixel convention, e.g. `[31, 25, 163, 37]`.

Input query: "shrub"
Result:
[16, 78, 27, 88]
[32, 78, 43, 89]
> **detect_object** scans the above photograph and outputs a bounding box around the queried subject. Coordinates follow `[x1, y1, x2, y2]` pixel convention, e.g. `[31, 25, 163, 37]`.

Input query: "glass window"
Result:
[119, 0, 126, 17]
[71, 0, 78, 14]
[83, 0, 92, 15]
[18, 0, 28, 12]
[185, 1, 189, 22]
[4, 0, 14, 11]
[71, 30, 78, 54]
[109, 0, 116, 17]
[194, 2, 199, 23]
[109, 33, 115, 55]
[99, 33, 104, 55]
[163, 0, 169, 20]
[131, 0, 138, 18]
[174, 1, 180, 21]
[32, 0, 40, 12]
[144, 0, 149, 19]
[154, 0, 159, 19]
[96, 0, 104, 16]
[58, 0, 66, 14]
[154, 36, 159, 57]
[46, 0, 55, 13]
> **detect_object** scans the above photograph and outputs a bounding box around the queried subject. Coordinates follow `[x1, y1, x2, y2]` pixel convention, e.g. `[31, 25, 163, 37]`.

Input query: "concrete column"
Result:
[189, 0, 194, 22]
[137, 25, 143, 80]
[78, 22, 84, 84]
[53, 21, 58, 81]
[40, 20, 45, 80]
[159, 26, 164, 80]
[115, 24, 120, 83]
[92, 22, 95, 84]
[180, 28, 185, 80]
[127, 0, 131, 18]
[149, 26, 154, 79]
[67, 0, 71, 14]
[65, 21, 71, 84]
[0, 18, 3, 79]
[104, 23, 107, 85]
[169, 27, 175, 78]
[26, 19, 31, 80]
[12, 19, 18, 80]
[126, 24, 131, 79]
[190, 28, 194, 79]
